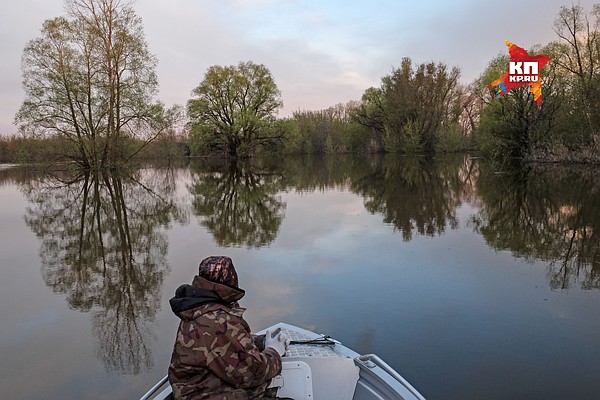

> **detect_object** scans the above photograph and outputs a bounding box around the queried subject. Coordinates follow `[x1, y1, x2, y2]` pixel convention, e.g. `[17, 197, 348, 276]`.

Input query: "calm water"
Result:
[1, 155, 600, 400]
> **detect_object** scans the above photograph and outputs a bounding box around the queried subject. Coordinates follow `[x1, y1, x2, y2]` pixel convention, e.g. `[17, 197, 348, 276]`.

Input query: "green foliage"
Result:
[353, 87, 385, 150]
[15, 0, 168, 169]
[356, 57, 464, 155]
[475, 4, 600, 163]
[475, 44, 564, 161]
[278, 117, 313, 154]
[0, 134, 72, 163]
[279, 102, 374, 154]
[187, 61, 282, 158]
[0, 133, 189, 164]
[383, 119, 423, 153]
[436, 123, 470, 153]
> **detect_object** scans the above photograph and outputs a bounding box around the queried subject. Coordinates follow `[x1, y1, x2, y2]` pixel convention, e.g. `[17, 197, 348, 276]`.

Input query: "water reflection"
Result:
[21, 168, 188, 373]
[12, 155, 600, 379]
[349, 155, 471, 240]
[189, 155, 472, 245]
[269, 155, 473, 240]
[189, 159, 286, 248]
[471, 164, 600, 289]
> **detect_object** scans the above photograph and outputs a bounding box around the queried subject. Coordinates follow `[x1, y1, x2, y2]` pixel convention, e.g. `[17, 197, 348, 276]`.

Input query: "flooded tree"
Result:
[476, 4, 600, 163]
[188, 61, 283, 159]
[15, 0, 173, 168]
[355, 58, 463, 154]
[553, 4, 600, 135]
[283, 102, 372, 154]
[476, 45, 564, 162]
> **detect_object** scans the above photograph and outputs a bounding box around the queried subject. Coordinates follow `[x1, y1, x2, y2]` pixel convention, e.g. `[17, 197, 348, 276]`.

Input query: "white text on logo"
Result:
[509, 61, 539, 82]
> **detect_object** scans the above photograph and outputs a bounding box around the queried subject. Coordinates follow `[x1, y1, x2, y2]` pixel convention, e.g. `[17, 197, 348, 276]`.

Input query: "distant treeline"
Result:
[0, 133, 190, 164]
[276, 96, 469, 156]
[5, 2, 600, 165]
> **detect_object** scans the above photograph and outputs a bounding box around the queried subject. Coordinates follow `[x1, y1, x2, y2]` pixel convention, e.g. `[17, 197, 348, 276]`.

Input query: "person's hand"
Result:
[265, 329, 289, 357]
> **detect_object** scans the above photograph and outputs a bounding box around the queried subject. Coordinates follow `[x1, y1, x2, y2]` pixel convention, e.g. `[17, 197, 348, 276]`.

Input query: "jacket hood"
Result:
[169, 284, 225, 315]
[191, 275, 245, 304]
[169, 275, 245, 318]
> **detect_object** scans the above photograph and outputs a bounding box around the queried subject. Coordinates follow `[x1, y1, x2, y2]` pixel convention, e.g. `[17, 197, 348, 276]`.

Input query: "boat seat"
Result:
[262, 324, 360, 400]
[270, 357, 360, 400]
[269, 360, 314, 400]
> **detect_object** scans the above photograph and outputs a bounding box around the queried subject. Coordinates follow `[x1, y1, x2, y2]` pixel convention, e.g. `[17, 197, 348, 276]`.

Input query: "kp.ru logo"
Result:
[489, 41, 552, 108]
[508, 61, 540, 83]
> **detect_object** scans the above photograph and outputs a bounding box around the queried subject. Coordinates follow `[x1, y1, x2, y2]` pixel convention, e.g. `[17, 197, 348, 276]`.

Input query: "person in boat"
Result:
[168, 256, 290, 400]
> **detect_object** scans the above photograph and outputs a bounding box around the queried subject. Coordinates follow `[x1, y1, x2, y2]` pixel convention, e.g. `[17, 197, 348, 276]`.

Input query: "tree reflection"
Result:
[189, 159, 286, 248]
[350, 155, 469, 240]
[472, 164, 600, 289]
[188, 155, 471, 246]
[22, 168, 187, 373]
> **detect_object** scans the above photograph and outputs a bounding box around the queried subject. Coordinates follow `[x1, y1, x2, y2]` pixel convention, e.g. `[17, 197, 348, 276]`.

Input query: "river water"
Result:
[1, 155, 599, 400]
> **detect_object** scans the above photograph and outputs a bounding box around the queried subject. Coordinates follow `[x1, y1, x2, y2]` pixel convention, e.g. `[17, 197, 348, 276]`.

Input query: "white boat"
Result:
[140, 322, 426, 400]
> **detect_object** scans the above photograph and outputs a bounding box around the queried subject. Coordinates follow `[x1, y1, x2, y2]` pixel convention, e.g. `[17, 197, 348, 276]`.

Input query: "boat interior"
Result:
[142, 323, 425, 400]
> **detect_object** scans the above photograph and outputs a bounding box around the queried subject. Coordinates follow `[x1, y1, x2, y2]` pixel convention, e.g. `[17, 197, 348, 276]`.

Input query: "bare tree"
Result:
[16, 0, 168, 168]
[553, 4, 600, 132]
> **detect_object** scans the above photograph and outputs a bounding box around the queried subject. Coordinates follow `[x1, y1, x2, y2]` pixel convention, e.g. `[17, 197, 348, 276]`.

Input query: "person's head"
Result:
[198, 256, 239, 288]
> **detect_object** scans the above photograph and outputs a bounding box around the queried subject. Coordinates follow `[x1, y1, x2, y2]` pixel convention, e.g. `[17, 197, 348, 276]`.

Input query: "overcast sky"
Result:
[0, 0, 596, 135]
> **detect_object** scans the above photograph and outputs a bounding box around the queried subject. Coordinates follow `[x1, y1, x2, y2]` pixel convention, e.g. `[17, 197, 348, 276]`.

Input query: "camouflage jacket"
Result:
[168, 275, 282, 400]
